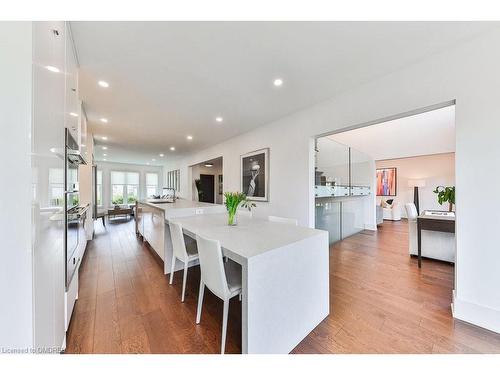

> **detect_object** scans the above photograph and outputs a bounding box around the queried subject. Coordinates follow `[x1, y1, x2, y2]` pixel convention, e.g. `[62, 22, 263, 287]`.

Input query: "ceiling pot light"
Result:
[216, 117, 223, 123]
[170, 147, 175, 151]
[100, 118, 108, 123]
[152, 158, 156, 162]
[159, 153, 164, 157]
[69, 112, 78, 117]
[103, 153, 107, 156]
[103, 158, 107, 161]
[273, 78, 283, 87]
[98, 80, 109, 88]
[187, 135, 193, 140]
[204, 163, 214, 168]
[102, 146, 107, 150]
[46, 66, 60, 73]
[102, 136, 108, 140]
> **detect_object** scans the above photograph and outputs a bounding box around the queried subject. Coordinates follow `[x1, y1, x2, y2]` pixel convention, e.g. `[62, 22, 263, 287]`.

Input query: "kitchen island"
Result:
[135, 199, 226, 274]
[169, 213, 329, 354]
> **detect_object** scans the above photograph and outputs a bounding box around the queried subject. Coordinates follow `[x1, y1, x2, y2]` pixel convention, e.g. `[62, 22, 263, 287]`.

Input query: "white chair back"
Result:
[196, 234, 230, 300]
[405, 203, 418, 220]
[170, 222, 188, 261]
[238, 209, 253, 218]
[268, 215, 298, 226]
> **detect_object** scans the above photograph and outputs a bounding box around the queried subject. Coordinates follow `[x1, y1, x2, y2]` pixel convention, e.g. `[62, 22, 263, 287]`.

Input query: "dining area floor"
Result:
[65, 219, 500, 354]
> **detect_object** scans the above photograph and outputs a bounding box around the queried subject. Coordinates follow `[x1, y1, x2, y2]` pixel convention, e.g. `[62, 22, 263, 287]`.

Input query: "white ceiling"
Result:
[70, 22, 492, 164]
[328, 105, 455, 160]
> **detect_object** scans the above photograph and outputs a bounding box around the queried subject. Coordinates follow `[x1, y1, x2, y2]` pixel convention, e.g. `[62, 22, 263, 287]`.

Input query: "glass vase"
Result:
[227, 210, 238, 226]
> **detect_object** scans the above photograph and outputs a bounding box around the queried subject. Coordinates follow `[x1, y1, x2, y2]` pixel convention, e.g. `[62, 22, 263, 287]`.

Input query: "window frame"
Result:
[146, 172, 159, 198]
[110, 171, 140, 206]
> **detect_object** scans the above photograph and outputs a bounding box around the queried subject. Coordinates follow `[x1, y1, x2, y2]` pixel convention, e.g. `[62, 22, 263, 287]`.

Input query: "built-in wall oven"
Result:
[64, 129, 87, 288]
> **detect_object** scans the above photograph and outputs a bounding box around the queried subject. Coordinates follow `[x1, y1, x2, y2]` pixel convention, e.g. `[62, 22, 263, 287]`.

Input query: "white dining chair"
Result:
[195, 234, 242, 354]
[268, 215, 299, 226]
[238, 208, 253, 218]
[169, 221, 199, 302]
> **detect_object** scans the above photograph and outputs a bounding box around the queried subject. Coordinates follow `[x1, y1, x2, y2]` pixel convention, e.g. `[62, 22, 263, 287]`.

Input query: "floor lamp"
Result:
[408, 179, 426, 214]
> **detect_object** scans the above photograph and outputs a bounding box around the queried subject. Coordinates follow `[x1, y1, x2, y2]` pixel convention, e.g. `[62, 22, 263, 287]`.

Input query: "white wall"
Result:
[376, 153, 455, 217]
[97, 161, 163, 208]
[164, 27, 500, 333]
[0, 21, 34, 349]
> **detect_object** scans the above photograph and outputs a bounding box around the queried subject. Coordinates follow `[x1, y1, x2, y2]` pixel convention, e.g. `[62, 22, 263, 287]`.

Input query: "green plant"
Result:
[224, 192, 256, 225]
[194, 178, 203, 201]
[112, 195, 124, 205]
[433, 186, 455, 212]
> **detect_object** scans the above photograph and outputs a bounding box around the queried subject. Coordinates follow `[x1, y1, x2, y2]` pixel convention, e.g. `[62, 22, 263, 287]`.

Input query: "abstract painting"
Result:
[376, 168, 397, 196]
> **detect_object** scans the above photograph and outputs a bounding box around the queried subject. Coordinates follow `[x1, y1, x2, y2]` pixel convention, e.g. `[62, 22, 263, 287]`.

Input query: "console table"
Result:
[417, 211, 455, 268]
[108, 207, 133, 221]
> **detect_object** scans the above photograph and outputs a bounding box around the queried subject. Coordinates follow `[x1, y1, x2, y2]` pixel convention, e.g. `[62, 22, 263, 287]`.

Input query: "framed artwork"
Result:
[218, 174, 223, 195]
[376, 168, 397, 196]
[241, 148, 269, 201]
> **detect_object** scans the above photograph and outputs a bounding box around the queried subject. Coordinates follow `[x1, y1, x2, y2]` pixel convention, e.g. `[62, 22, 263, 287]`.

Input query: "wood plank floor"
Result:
[65, 218, 500, 354]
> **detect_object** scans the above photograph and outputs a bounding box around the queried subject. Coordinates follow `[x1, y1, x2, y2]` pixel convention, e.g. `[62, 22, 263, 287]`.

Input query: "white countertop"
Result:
[169, 213, 327, 261]
[138, 199, 220, 211]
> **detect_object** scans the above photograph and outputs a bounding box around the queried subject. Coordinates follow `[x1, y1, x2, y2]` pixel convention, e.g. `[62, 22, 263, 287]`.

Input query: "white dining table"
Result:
[167, 213, 329, 354]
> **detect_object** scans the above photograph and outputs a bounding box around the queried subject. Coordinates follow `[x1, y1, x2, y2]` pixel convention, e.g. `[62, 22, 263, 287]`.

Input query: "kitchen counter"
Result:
[170, 213, 329, 353]
[135, 199, 226, 273]
[137, 199, 224, 219]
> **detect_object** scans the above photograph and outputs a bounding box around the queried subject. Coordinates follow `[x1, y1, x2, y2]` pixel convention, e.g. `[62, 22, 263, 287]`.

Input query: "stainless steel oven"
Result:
[64, 129, 87, 288]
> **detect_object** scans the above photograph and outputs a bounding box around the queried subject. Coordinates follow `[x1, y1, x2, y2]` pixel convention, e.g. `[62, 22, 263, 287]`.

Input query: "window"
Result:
[49, 168, 64, 207]
[146, 173, 159, 197]
[167, 169, 180, 191]
[96, 170, 103, 206]
[111, 171, 140, 205]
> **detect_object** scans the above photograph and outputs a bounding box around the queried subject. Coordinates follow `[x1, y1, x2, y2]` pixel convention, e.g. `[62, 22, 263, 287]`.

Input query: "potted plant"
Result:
[224, 192, 256, 226]
[433, 186, 455, 212]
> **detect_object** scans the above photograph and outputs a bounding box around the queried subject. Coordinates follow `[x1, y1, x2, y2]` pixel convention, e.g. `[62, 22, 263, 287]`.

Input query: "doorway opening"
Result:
[314, 101, 457, 317]
[189, 156, 223, 204]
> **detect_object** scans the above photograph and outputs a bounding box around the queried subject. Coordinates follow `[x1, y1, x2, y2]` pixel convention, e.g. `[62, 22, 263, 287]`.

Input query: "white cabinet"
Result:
[64, 28, 79, 145]
[32, 21, 67, 352]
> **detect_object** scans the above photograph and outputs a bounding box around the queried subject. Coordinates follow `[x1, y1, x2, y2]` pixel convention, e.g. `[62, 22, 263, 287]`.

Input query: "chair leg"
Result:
[169, 255, 176, 284]
[221, 299, 229, 354]
[196, 279, 204, 324]
[181, 262, 188, 302]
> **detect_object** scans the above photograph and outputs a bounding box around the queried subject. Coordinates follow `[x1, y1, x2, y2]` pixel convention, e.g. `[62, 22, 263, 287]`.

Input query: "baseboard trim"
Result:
[452, 290, 500, 334]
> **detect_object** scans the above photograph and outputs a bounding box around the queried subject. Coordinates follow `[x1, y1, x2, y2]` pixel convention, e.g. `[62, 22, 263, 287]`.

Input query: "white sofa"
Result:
[382, 200, 401, 221]
[404, 203, 456, 263]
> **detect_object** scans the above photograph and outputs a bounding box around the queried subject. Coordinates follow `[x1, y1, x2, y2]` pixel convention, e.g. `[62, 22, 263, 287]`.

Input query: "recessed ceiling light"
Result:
[102, 136, 108, 140]
[170, 146, 175, 151]
[147, 162, 150, 165]
[159, 153, 164, 157]
[152, 158, 156, 162]
[100, 118, 108, 123]
[103, 153, 107, 156]
[187, 135, 193, 140]
[273, 78, 283, 87]
[50, 148, 57, 153]
[102, 146, 108, 150]
[46, 66, 60, 73]
[69, 112, 78, 117]
[204, 163, 214, 168]
[103, 158, 107, 161]
[216, 117, 223, 123]
[98, 80, 109, 88]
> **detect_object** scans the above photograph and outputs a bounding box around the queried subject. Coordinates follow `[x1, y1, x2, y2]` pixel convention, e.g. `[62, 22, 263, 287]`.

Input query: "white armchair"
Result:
[404, 203, 456, 263]
[382, 200, 401, 221]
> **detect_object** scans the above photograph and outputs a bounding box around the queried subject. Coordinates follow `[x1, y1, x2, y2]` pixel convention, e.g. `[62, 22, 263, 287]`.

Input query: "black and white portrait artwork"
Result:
[241, 148, 269, 201]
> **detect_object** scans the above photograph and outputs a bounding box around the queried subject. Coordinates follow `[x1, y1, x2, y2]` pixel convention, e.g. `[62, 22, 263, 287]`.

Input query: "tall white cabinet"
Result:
[0, 21, 84, 352]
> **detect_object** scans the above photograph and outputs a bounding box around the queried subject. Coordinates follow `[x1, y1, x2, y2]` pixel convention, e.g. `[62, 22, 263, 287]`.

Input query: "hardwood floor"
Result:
[65, 218, 500, 354]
